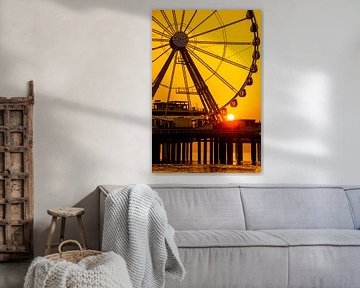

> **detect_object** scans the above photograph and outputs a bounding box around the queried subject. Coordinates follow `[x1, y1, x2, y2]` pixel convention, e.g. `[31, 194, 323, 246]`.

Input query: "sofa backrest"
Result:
[344, 188, 360, 229]
[100, 184, 358, 232]
[151, 185, 246, 230]
[240, 186, 355, 230]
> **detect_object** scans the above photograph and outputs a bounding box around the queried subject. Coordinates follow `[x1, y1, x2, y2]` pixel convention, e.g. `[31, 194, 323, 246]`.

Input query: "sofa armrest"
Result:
[98, 186, 109, 250]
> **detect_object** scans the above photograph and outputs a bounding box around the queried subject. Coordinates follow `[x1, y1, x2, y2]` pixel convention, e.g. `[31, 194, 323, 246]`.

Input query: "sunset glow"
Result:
[152, 10, 262, 122]
[227, 114, 235, 121]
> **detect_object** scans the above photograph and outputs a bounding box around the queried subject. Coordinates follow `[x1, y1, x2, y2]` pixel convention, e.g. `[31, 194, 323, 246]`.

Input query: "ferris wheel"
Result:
[152, 10, 260, 124]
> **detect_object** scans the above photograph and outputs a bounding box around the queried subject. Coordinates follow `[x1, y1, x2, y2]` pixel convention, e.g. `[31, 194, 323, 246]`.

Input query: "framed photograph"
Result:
[152, 10, 261, 173]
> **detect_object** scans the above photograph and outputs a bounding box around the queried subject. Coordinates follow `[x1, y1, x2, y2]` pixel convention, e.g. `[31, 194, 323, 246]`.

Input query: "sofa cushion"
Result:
[175, 230, 288, 248]
[260, 230, 360, 288]
[261, 229, 360, 246]
[100, 184, 246, 230]
[287, 246, 360, 288]
[165, 246, 288, 288]
[288, 246, 360, 288]
[241, 186, 355, 230]
[345, 188, 360, 229]
[152, 185, 246, 230]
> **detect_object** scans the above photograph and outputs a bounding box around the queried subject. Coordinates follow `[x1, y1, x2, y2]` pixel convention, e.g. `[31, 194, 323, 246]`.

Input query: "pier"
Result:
[152, 120, 261, 166]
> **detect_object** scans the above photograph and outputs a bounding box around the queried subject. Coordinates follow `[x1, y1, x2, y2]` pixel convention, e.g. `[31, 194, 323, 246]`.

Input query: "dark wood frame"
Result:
[0, 81, 34, 261]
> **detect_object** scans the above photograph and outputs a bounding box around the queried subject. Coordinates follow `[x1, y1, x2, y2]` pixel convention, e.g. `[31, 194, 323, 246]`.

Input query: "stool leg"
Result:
[77, 215, 87, 249]
[60, 217, 66, 243]
[45, 216, 57, 255]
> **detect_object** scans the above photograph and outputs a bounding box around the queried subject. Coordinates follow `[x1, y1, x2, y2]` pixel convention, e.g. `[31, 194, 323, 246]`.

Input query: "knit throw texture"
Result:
[102, 184, 185, 288]
[24, 251, 133, 288]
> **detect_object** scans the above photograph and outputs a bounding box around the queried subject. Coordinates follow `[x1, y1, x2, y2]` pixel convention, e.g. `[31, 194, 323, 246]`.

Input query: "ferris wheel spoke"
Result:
[179, 49, 210, 113]
[188, 44, 250, 71]
[152, 47, 171, 63]
[183, 10, 198, 33]
[188, 17, 248, 39]
[181, 62, 192, 110]
[152, 49, 176, 97]
[227, 45, 253, 59]
[172, 10, 178, 31]
[165, 51, 178, 115]
[152, 16, 173, 36]
[152, 42, 170, 51]
[188, 49, 238, 93]
[152, 38, 170, 43]
[188, 40, 252, 45]
[161, 10, 176, 34]
[179, 10, 186, 32]
[152, 29, 170, 39]
[180, 48, 222, 119]
[187, 10, 217, 35]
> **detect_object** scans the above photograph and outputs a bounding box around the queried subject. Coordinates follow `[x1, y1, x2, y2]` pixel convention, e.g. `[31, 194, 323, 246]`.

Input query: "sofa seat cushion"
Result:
[260, 230, 360, 288]
[262, 229, 360, 246]
[175, 230, 288, 248]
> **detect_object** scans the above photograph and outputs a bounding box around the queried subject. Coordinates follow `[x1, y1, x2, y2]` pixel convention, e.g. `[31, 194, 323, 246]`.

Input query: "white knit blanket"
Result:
[24, 251, 133, 288]
[102, 184, 185, 288]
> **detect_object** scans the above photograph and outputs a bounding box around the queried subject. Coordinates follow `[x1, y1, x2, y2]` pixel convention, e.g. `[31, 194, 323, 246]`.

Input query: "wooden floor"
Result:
[0, 261, 30, 288]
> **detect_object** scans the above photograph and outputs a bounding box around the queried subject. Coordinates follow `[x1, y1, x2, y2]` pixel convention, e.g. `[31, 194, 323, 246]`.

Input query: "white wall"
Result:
[0, 0, 359, 255]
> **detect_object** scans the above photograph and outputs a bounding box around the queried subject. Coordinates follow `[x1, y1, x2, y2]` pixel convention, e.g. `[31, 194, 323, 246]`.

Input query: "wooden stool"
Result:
[45, 207, 87, 255]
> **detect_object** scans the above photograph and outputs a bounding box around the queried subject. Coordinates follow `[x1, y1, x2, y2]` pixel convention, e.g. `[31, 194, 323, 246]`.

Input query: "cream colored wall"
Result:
[0, 0, 359, 255]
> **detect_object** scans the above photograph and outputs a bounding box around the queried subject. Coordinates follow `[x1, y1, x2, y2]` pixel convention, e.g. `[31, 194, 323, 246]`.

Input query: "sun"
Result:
[227, 114, 235, 121]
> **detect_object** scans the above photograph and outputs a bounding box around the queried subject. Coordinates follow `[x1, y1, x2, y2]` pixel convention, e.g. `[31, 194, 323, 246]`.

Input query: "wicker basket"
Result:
[45, 240, 102, 263]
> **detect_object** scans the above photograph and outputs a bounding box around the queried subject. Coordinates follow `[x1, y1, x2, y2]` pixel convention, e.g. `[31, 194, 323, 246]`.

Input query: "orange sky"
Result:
[152, 10, 261, 122]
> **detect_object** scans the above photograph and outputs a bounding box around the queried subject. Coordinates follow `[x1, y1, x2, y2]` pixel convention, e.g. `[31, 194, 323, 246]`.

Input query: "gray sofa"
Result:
[99, 185, 360, 288]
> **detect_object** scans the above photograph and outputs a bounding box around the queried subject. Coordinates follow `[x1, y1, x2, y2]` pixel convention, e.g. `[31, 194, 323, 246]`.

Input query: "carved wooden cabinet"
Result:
[0, 82, 34, 261]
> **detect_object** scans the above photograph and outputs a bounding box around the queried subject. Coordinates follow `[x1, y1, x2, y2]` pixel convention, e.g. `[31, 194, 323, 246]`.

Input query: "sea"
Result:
[152, 162, 261, 173]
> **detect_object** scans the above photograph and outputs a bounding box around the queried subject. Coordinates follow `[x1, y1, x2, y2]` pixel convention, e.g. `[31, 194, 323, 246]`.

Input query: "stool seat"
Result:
[47, 207, 85, 217]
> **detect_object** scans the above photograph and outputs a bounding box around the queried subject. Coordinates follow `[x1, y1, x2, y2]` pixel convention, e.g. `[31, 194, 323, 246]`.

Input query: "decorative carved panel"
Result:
[0, 81, 34, 261]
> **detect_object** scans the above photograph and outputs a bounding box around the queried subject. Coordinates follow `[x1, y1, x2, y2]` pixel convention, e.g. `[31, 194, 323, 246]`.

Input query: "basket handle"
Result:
[58, 240, 83, 255]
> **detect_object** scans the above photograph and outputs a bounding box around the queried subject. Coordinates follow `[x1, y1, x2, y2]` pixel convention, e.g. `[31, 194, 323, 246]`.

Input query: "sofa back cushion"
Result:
[152, 185, 246, 230]
[344, 188, 360, 229]
[240, 186, 355, 230]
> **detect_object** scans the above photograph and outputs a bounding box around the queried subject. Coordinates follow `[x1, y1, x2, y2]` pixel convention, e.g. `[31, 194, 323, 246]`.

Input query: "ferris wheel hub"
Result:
[170, 32, 189, 49]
